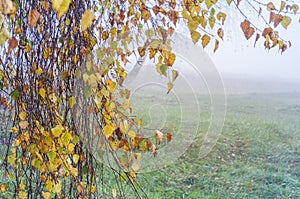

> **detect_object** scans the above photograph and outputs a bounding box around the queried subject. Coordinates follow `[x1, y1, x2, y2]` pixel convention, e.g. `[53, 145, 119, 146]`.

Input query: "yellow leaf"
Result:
[208, 16, 216, 29]
[69, 96, 76, 108]
[61, 132, 72, 146]
[52, 0, 71, 18]
[53, 181, 62, 194]
[19, 183, 26, 190]
[190, 30, 201, 44]
[19, 111, 26, 120]
[103, 124, 115, 138]
[128, 130, 136, 139]
[0, 183, 7, 193]
[172, 70, 178, 82]
[42, 191, 51, 199]
[120, 120, 128, 135]
[18, 191, 27, 199]
[80, 9, 95, 31]
[137, 118, 142, 131]
[51, 124, 64, 137]
[0, 28, 10, 46]
[35, 67, 43, 75]
[10, 126, 18, 133]
[267, 2, 276, 11]
[187, 18, 199, 32]
[45, 180, 53, 192]
[73, 154, 80, 164]
[205, 0, 213, 9]
[67, 143, 75, 153]
[226, 0, 233, 5]
[201, 34, 211, 49]
[167, 82, 173, 94]
[19, 121, 29, 129]
[39, 88, 46, 99]
[13, 139, 20, 147]
[150, 39, 161, 49]
[90, 185, 96, 193]
[112, 189, 117, 198]
[105, 79, 117, 93]
[141, 9, 151, 22]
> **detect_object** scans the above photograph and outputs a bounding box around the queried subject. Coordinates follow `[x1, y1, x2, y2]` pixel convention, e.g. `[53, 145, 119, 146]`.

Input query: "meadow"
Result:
[132, 92, 300, 199]
[0, 92, 299, 198]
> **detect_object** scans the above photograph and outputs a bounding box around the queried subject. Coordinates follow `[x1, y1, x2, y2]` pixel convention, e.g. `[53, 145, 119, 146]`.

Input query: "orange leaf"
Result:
[267, 2, 276, 11]
[137, 118, 142, 131]
[166, 133, 172, 142]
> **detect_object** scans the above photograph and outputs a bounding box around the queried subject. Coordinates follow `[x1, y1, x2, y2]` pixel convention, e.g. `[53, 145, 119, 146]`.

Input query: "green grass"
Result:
[133, 93, 300, 199]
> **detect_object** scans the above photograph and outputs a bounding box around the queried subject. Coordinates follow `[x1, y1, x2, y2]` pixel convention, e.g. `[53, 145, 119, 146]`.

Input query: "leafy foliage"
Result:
[0, 0, 298, 198]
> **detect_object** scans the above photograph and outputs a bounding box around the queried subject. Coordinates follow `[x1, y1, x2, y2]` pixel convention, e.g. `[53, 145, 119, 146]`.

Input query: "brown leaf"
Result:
[152, 5, 160, 15]
[158, 0, 165, 6]
[169, 0, 176, 9]
[214, 39, 219, 53]
[217, 28, 224, 40]
[28, 9, 40, 28]
[262, 27, 273, 38]
[167, 10, 178, 25]
[8, 37, 18, 54]
[240, 20, 254, 40]
[273, 14, 283, 28]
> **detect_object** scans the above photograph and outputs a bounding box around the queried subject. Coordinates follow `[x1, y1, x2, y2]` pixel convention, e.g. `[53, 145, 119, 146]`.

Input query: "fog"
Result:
[210, 0, 300, 93]
[126, 1, 300, 94]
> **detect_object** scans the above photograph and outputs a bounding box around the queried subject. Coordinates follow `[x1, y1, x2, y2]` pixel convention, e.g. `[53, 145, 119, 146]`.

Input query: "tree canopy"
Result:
[0, 0, 298, 198]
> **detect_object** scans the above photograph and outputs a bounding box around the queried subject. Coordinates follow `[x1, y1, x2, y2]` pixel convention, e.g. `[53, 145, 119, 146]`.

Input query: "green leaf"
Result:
[281, 16, 291, 29]
[10, 90, 19, 100]
[205, 0, 213, 9]
[156, 63, 168, 77]
[61, 132, 72, 146]
[68, 96, 76, 108]
[292, 4, 299, 14]
[47, 150, 56, 160]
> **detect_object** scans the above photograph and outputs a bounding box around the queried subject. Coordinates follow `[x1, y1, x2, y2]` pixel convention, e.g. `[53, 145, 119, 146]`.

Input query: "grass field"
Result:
[0, 93, 299, 198]
[132, 92, 300, 199]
